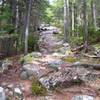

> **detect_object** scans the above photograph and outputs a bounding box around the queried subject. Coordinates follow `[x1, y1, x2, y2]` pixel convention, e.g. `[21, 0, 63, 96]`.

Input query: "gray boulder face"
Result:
[39, 67, 95, 90]
[47, 60, 64, 71]
[22, 64, 40, 77]
[31, 52, 42, 58]
[20, 71, 29, 80]
[72, 95, 94, 100]
[0, 87, 6, 100]
[39, 68, 83, 89]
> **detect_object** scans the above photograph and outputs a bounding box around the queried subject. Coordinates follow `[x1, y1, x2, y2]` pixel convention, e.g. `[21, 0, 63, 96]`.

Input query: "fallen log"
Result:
[68, 63, 100, 70]
[72, 45, 84, 52]
[82, 53, 100, 58]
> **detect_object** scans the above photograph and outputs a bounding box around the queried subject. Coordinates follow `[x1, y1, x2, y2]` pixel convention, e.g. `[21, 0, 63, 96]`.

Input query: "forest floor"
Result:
[0, 30, 100, 100]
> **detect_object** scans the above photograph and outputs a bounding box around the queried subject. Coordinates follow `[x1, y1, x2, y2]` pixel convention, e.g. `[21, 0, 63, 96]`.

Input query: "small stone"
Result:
[74, 61, 80, 64]
[5, 88, 9, 93]
[8, 91, 13, 96]
[1, 82, 7, 87]
[7, 84, 13, 89]
[14, 88, 22, 95]
[63, 43, 70, 47]
[20, 71, 28, 80]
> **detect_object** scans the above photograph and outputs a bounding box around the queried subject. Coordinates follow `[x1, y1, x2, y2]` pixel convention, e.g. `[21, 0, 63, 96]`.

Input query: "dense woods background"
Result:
[0, 0, 100, 56]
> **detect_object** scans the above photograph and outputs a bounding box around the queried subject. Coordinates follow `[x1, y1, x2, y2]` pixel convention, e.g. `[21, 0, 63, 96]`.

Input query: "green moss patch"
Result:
[31, 79, 47, 96]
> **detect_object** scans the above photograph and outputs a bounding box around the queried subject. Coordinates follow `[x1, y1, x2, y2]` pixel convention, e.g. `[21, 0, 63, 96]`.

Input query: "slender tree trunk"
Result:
[11, 0, 17, 26]
[74, 2, 78, 37]
[15, 0, 19, 33]
[24, 0, 32, 55]
[71, 0, 75, 36]
[91, 0, 97, 30]
[64, 0, 70, 42]
[82, 0, 88, 52]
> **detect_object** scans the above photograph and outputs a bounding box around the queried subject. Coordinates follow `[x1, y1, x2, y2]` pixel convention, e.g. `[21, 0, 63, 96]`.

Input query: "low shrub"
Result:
[69, 36, 83, 46]
[28, 33, 39, 52]
[31, 79, 47, 96]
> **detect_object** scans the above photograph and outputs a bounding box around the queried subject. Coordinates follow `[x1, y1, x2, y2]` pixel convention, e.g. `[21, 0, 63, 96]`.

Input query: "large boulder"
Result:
[20, 52, 42, 64]
[39, 68, 83, 89]
[21, 64, 40, 78]
[39, 67, 94, 89]
[20, 71, 29, 80]
[20, 63, 52, 80]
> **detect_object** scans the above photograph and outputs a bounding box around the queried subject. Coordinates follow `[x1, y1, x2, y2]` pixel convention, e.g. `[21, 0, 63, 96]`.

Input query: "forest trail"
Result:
[0, 30, 100, 100]
[39, 30, 63, 54]
[24, 30, 100, 100]
[0, 0, 100, 99]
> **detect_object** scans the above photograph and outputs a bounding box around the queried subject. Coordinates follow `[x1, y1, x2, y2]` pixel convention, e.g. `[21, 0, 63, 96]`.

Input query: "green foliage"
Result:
[20, 55, 33, 64]
[20, 51, 41, 64]
[44, 7, 54, 24]
[69, 36, 83, 46]
[93, 43, 100, 52]
[88, 27, 95, 35]
[44, 0, 63, 27]
[0, 6, 13, 35]
[0, 33, 18, 38]
[28, 33, 39, 52]
[88, 27, 100, 42]
[0, 6, 11, 20]
[74, 26, 83, 37]
[0, 24, 14, 34]
[31, 79, 47, 96]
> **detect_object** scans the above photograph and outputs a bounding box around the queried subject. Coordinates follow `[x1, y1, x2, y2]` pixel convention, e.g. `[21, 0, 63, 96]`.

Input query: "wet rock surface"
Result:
[0, 87, 6, 100]
[72, 95, 94, 100]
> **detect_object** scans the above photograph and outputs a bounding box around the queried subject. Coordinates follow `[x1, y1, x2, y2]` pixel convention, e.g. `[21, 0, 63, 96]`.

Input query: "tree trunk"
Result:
[71, 0, 75, 36]
[64, 0, 70, 42]
[91, 0, 97, 30]
[15, 0, 19, 33]
[82, 0, 88, 52]
[11, 0, 17, 26]
[24, 0, 32, 55]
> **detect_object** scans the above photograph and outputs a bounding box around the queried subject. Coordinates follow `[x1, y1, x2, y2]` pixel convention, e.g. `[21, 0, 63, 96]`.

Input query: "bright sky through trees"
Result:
[49, 0, 54, 4]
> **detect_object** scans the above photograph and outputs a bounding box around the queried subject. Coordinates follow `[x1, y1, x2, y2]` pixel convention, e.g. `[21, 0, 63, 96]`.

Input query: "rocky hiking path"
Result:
[0, 30, 100, 100]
